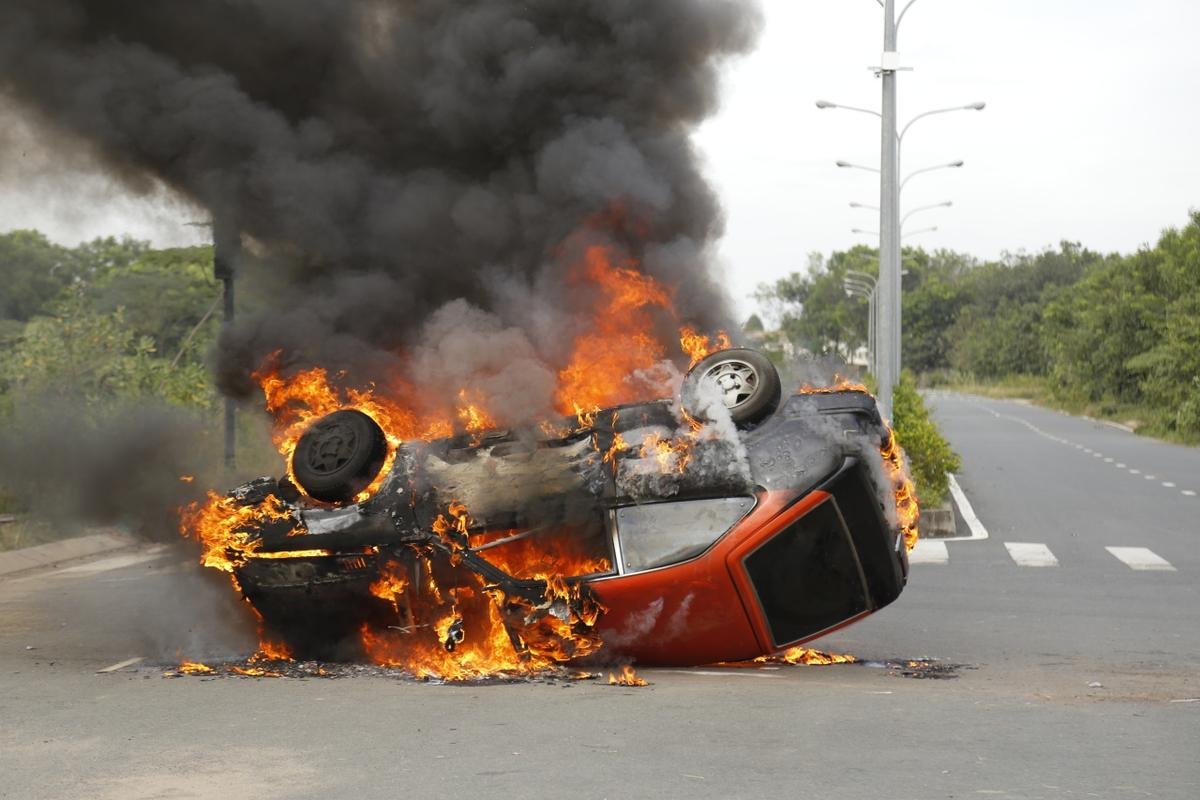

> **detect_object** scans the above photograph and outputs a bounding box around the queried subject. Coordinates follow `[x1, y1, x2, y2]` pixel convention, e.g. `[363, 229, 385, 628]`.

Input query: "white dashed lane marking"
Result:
[1105, 547, 1176, 571]
[907, 540, 1182, 572]
[909, 540, 949, 565]
[1004, 542, 1059, 567]
[975, 404, 1198, 499]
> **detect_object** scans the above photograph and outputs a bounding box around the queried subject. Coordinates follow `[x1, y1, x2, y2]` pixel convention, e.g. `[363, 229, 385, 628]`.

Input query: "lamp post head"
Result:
[836, 160, 851, 168]
[816, 100, 834, 109]
[967, 102, 986, 111]
[950, 160, 965, 168]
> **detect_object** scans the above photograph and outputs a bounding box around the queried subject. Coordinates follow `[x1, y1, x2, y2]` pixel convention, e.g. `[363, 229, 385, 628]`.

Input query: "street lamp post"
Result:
[844, 281, 875, 373]
[211, 220, 238, 474]
[900, 200, 952, 227]
[818, 0, 985, 417]
[877, 0, 902, 419]
[845, 270, 879, 375]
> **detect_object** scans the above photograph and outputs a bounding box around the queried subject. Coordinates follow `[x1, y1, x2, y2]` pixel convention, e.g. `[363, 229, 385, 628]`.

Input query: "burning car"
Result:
[190, 347, 915, 674]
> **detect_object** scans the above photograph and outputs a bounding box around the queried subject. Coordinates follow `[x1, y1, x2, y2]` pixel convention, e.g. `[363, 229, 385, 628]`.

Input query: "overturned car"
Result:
[210, 349, 913, 669]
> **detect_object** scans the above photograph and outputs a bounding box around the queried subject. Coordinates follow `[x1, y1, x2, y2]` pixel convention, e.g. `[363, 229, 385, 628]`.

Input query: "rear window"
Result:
[742, 498, 868, 647]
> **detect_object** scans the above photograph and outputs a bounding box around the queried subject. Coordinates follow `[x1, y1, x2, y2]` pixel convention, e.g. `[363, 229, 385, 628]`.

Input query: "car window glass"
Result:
[616, 497, 755, 572]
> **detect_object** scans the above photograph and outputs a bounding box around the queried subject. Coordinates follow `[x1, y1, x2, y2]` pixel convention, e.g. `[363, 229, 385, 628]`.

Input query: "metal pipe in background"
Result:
[877, 0, 900, 420]
[212, 221, 237, 473]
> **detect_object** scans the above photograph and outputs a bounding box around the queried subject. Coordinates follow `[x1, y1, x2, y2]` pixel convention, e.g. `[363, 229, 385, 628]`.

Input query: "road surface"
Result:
[1, 392, 1196, 799]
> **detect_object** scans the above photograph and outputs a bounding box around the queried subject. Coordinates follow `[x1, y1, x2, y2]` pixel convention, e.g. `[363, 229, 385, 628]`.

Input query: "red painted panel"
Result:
[590, 489, 831, 666]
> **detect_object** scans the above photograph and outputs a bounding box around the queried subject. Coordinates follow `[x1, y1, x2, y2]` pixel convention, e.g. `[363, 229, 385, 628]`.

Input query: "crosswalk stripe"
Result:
[1004, 542, 1059, 567]
[1105, 546, 1176, 571]
[909, 539, 948, 565]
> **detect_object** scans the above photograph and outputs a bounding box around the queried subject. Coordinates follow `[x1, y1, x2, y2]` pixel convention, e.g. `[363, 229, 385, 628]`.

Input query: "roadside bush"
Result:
[891, 372, 960, 505]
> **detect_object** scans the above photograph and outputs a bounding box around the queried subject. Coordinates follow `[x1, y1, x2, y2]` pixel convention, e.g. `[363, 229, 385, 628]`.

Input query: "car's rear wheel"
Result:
[291, 409, 388, 503]
[682, 348, 782, 427]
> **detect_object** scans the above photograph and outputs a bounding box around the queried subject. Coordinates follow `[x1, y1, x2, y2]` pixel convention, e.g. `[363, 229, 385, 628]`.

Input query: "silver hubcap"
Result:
[701, 360, 759, 409]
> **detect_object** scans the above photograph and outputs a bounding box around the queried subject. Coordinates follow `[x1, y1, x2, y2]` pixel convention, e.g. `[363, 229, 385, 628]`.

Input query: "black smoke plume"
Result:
[1, 1, 761, 419]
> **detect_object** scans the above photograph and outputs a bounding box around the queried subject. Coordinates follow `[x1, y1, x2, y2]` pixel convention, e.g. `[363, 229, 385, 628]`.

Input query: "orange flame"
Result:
[554, 245, 675, 414]
[680, 325, 731, 368]
[879, 426, 920, 552]
[254, 639, 293, 662]
[177, 661, 213, 675]
[608, 665, 648, 686]
[639, 431, 694, 474]
[757, 647, 857, 665]
[178, 491, 298, 574]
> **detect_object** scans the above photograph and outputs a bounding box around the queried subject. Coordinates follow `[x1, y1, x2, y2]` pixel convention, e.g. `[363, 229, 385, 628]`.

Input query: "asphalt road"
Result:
[1, 392, 1197, 800]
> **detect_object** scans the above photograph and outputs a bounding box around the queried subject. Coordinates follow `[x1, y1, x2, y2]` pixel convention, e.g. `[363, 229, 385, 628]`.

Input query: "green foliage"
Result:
[755, 246, 876, 357]
[891, 373, 960, 505]
[86, 246, 219, 358]
[756, 213, 1200, 444]
[0, 230, 74, 322]
[0, 235, 220, 421]
[0, 289, 216, 412]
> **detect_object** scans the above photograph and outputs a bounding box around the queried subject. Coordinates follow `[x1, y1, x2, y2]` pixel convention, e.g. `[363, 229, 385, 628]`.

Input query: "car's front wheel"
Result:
[291, 409, 388, 503]
[681, 348, 782, 427]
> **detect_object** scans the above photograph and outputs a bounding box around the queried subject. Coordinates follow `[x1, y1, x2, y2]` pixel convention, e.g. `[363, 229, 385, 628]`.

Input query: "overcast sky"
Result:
[4, 1, 1199, 321]
[696, 0, 1200, 317]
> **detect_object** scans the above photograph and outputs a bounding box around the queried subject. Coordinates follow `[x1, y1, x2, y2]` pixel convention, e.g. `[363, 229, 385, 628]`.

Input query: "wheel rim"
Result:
[701, 359, 760, 409]
[304, 420, 359, 475]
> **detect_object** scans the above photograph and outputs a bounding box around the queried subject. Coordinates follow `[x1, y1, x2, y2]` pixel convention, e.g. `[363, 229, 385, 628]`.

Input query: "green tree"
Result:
[0, 230, 74, 322]
[756, 247, 876, 358]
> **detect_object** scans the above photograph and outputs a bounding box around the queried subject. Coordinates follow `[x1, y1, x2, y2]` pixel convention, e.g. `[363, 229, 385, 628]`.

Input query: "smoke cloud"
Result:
[0, 399, 212, 539]
[0, 1, 762, 416]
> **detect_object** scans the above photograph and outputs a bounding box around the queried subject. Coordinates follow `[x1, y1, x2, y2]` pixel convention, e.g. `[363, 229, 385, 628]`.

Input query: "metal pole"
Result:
[877, 0, 900, 419]
[868, 287, 876, 375]
[212, 222, 237, 473]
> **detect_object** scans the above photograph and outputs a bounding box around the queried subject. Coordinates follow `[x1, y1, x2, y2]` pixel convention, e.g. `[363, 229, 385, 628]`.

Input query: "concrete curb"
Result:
[919, 504, 957, 538]
[0, 530, 137, 578]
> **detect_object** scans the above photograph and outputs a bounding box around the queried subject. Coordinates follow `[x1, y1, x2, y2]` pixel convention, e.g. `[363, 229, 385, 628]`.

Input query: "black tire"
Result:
[291, 409, 388, 503]
[681, 348, 782, 427]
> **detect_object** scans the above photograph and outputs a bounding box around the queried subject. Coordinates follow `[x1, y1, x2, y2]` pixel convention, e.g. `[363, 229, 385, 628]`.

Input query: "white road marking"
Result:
[97, 656, 145, 674]
[659, 670, 780, 679]
[1105, 547, 1176, 571]
[945, 474, 989, 542]
[56, 549, 165, 576]
[909, 539, 949, 565]
[970, 400, 1194, 502]
[1004, 542, 1059, 567]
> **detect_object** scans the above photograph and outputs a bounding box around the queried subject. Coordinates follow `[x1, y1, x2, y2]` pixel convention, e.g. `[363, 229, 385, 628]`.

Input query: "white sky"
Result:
[4, 0, 1199, 321]
[696, 0, 1200, 317]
